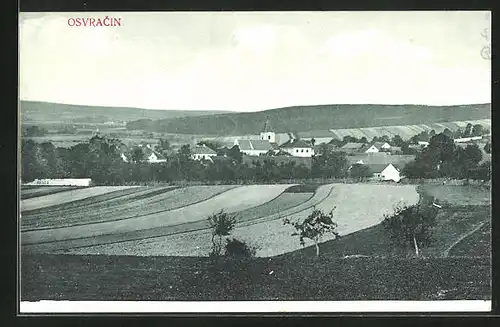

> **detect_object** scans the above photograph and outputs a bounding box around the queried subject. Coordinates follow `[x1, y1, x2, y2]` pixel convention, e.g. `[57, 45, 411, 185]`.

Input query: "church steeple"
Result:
[261, 118, 274, 133]
[260, 117, 277, 143]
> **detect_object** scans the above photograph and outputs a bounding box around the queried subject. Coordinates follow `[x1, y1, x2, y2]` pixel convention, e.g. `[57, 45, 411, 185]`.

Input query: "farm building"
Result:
[362, 141, 392, 153]
[24, 178, 92, 186]
[297, 130, 337, 145]
[371, 163, 404, 182]
[454, 136, 483, 143]
[242, 154, 313, 169]
[339, 142, 366, 154]
[234, 120, 280, 156]
[121, 144, 167, 163]
[347, 153, 415, 182]
[279, 139, 315, 158]
[191, 145, 218, 162]
[235, 139, 278, 156]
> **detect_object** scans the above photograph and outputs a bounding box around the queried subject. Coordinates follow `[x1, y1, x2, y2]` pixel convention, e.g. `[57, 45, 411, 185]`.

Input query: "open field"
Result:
[20, 186, 140, 212]
[21, 185, 236, 230]
[47, 184, 419, 257]
[281, 205, 491, 260]
[418, 184, 491, 206]
[20, 183, 491, 301]
[21, 254, 491, 301]
[448, 221, 491, 257]
[21, 184, 294, 245]
[20, 186, 81, 200]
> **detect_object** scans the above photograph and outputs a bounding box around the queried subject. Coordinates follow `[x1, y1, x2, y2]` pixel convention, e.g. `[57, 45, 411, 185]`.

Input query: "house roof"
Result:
[143, 147, 166, 159]
[366, 163, 392, 173]
[347, 154, 415, 167]
[341, 142, 365, 150]
[261, 119, 274, 133]
[192, 145, 217, 155]
[252, 140, 275, 151]
[236, 139, 273, 152]
[373, 142, 390, 148]
[280, 139, 313, 149]
[297, 130, 336, 138]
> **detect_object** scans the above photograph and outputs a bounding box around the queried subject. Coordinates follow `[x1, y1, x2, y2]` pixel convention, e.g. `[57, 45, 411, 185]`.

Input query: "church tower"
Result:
[260, 118, 276, 143]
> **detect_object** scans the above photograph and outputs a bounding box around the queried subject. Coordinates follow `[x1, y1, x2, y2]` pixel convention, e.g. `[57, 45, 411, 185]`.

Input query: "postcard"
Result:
[19, 11, 492, 313]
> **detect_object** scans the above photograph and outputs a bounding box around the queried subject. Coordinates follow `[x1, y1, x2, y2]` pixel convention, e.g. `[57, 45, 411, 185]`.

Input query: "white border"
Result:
[20, 300, 492, 313]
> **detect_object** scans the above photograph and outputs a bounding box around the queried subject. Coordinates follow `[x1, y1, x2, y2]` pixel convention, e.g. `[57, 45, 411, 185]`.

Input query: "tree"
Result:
[130, 147, 144, 163]
[283, 207, 339, 257]
[349, 163, 372, 179]
[207, 209, 237, 258]
[382, 195, 438, 257]
[464, 123, 473, 137]
[155, 139, 171, 155]
[442, 128, 453, 138]
[23, 125, 48, 137]
[224, 238, 257, 258]
[472, 124, 484, 137]
[311, 138, 316, 148]
[484, 142, 491, 154]
[391, 135, 405, 147]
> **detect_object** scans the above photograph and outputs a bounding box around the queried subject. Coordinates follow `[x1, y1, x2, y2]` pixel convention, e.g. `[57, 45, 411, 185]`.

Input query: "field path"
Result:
[21, 184, 294, 246]
[443, 221, 488, 258]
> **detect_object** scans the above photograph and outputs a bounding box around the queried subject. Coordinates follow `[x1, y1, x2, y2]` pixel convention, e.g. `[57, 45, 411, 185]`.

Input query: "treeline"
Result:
[403, 134, 490, 180]
[21, 135, 349, 184]
[21, 131, 490, 184]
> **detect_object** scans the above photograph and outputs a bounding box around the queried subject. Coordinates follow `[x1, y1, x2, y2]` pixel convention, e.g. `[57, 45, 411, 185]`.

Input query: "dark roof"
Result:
[280, 139, 313, 149]
[347, 154, 415, 166]
[261, 119, 274, 133]
[236, 139, 273, 152]
[341, 142, 365, 150]
[251, 140, 274, 151]
[192, 145, 217, 155]
[366, 164, 392, 173]
[297, 130, 336, 138]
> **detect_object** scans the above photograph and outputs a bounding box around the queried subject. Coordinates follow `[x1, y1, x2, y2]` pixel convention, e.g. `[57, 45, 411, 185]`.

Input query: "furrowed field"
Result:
[20, 182, 491, 301]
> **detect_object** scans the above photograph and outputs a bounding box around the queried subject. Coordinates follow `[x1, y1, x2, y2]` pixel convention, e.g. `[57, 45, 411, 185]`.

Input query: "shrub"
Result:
[207, 209, 236, 259]
[224, 238, 257, 258]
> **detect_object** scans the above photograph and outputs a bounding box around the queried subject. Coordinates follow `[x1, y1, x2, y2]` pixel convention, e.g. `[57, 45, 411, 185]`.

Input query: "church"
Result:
[234, 120, 314, 157]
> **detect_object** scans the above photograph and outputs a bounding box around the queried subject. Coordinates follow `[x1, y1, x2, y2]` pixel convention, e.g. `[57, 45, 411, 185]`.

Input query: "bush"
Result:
[224, 238, 257, 258]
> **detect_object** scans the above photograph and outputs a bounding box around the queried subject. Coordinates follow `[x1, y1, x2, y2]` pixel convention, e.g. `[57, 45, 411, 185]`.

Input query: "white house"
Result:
[454, 136, 483, 143]
[279, 139, 314, 157]
[364, 142, 392, 153]
[121, 144, 167, 163]
[191, 145, 218, 162]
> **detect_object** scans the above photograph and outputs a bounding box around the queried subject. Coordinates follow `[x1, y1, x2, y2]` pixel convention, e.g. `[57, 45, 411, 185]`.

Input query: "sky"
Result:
[19, 11, 491, 112]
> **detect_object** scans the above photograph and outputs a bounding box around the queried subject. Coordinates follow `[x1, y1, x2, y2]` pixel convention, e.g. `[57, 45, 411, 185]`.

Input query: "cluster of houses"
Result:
[117, 120, 490, 183]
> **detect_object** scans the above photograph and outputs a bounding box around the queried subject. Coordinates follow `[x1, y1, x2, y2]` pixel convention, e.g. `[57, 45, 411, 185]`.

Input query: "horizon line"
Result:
[19, 99, 492, 113]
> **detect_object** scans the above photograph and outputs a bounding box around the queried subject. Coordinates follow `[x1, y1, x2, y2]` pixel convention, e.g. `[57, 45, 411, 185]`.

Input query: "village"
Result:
[108, 118, 491, 184]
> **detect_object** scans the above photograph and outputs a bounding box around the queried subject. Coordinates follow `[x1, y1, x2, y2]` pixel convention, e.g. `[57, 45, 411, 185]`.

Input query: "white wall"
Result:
[380, 164, 401, 182]
[24, 178, 92, 186]
[283, 147, 314, 157]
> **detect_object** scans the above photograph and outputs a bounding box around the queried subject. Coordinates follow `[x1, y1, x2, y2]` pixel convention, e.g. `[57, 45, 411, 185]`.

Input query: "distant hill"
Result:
[20, 101, 232, 124]
[125, 103, 491, 136]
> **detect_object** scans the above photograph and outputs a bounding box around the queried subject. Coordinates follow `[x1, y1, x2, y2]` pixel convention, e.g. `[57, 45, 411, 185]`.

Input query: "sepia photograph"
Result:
[19, 11, 491, 313]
